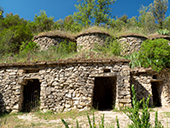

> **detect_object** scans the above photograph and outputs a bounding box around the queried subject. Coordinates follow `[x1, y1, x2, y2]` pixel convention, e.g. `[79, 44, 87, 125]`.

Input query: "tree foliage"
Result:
[74, 0, 95, 27]
[138, 5, 158, 33]
[0, 6, 4, 19]
[150, 0, 169, 29]
[27, 10, 54, 34]
[54, 15, 82, 32]
[139, 39, 170, 71]
[0, 13, 33, 55]
[93, 0, 116, 26]
[74, 0, 116, 27]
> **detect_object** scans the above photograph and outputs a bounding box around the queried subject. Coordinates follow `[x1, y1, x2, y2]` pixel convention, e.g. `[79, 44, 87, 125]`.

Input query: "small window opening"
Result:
[153, 75, 157, 79]
[25, 69, 39, 73]
[104, 69, 111, 73]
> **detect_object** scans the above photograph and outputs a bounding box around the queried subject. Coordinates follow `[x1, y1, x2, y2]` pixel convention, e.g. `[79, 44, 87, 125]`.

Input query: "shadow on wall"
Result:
[130, 77, 152, 106]
[0, 93, 6, 116]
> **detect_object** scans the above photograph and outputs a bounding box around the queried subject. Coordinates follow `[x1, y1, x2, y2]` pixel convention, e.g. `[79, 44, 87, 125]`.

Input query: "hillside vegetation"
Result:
[0, 0, 170, 72]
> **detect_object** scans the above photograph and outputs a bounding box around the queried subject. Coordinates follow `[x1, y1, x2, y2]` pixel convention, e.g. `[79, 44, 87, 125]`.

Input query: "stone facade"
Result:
[33, 35, 76, 51]
[33, 37, 67, 51]
[0, 59, 131, 113]
[118, 35, 147, 56]
[74, 32, 110, 52]
[33, 32, 170, 56]
[131, 68, 170, 107]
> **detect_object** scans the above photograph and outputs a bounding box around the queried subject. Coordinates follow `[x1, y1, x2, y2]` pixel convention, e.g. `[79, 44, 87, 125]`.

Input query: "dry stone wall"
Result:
[157, 70, 170, 107]
[76, 33, 110, 52]
[118, 36, 147, 56]
[131, 68, 170, 107]
[33, 37, 66, 51]
[0, 59, 131, 113]
[33, 31, 170, 57]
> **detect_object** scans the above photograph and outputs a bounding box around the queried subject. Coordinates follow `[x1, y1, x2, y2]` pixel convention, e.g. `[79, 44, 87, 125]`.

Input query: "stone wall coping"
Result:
[117, 33, 148, 39]
[33, 32, 76, 42]
[75, 31, 111, 39]
[130, 67, 170, 75]
[0, 58, 130, 68]
[148, 34, 170, 40]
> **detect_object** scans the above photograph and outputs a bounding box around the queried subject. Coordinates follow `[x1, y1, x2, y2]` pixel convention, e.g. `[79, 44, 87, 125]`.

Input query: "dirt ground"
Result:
[15, 107, 170, 128]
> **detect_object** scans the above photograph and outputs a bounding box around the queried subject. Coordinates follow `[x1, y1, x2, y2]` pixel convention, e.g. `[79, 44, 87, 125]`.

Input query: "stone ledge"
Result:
[75, 31, 111, 38]
[0, 58, 130, 68]
[148, 33, 170, 40]
[117, 33, 148, 39]
[33, 31, 76, 42]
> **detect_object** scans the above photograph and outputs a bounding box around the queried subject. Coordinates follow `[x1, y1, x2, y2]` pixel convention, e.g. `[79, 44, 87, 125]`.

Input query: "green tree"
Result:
[119, 14, 128, 23]
[93, 0, 116, 26]
[63, 15, 82, 32]
[150, 0, 168, 29]
[74, 0, 95, 27]
[138, 5, 157, 34]
[0, 13, 33, 55]
[0, 6, 4, 19]
[163, 15, 170, 29]
[54, 15, 82, 32]
[27, 10, 54, 34]
[74, 0, 116, 27]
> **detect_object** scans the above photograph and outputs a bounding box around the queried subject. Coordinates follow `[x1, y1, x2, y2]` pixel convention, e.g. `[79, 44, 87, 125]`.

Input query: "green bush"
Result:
[50, 40, 77, 55]
[124, 85, 151, 128]
[156, 29, 169, 35]
[125, 52, 142, 68]
[124, 85, 163, 128]
[20, 41, 39, 53]
[0, 13, 33, 55]
[139, 38, 170, 72]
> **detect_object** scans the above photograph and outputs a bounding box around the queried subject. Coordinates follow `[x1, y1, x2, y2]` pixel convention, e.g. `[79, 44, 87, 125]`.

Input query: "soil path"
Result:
[17, 107, 170, 128]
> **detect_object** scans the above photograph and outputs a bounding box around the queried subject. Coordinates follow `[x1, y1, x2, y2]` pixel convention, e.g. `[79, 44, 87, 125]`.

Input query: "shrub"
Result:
[20, 41, 39, 53]
[50, 40, 77, 55]
[139, 38, 170, 72]
[156, 29, 169, 35]
[124, 85, 151, 128]
[125, 52, 142, 68]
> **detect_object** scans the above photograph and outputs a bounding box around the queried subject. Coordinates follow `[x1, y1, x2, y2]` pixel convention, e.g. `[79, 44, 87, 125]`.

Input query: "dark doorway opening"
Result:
[93, 77, 116, 110]
[151, 82, 161, 107]
[21, 79, 41, 112]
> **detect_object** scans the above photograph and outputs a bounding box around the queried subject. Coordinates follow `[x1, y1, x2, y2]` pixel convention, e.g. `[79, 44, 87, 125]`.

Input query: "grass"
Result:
[0, 110, 95, 128]
[0, 47, 126, 64]
[35, 30, 76, 41]
[164, 112, 170, 118]
[34, 109, 95, 120]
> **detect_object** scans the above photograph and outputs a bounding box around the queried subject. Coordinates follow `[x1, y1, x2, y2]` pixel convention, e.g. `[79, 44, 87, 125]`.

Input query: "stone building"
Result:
[0, 31, 170, 113]
[0, 58, 131, 113]
[131, 68, 170, 107]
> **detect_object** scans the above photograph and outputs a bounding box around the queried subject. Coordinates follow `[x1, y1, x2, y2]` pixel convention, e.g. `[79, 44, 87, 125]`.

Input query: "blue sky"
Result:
[1, 0, 170, 21]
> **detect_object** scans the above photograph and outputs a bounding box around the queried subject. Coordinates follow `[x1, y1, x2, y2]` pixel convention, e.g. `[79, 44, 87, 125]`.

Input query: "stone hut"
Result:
[33, 31, 76, 51]
[131, 68, 170, 107]
[75, 31, 110, 52]
[118, 34, 147, 56]
[1, 30, 170, 113]
[0, 58, 131, 113]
